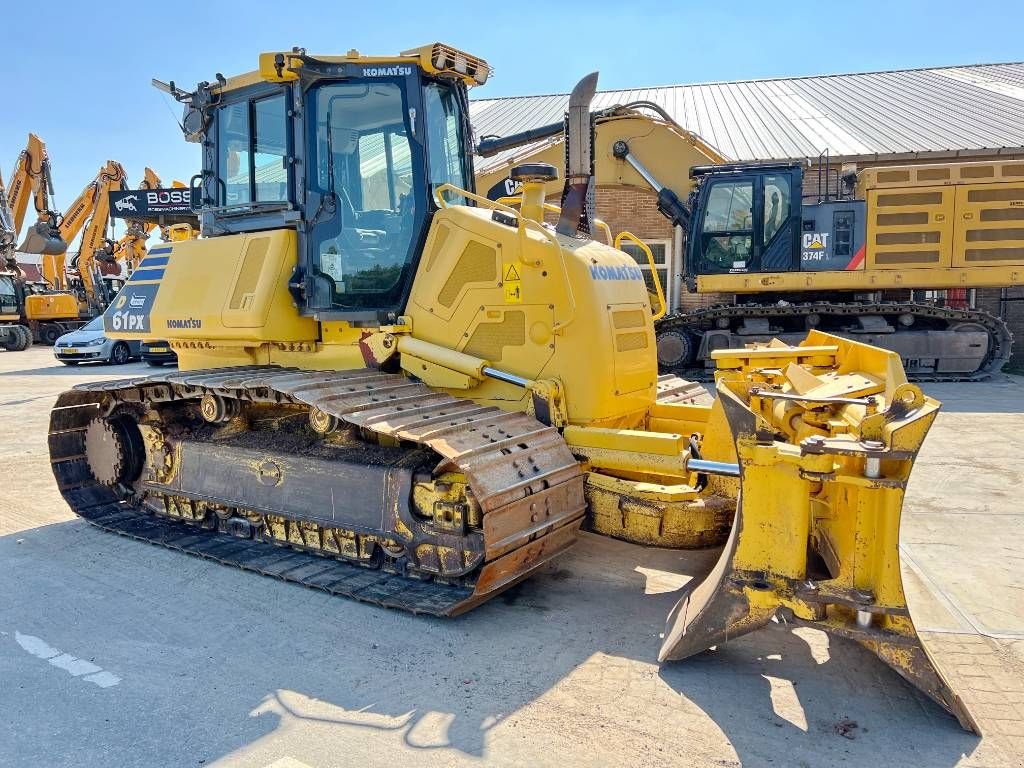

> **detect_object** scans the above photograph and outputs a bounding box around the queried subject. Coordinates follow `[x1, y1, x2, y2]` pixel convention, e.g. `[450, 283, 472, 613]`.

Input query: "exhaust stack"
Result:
[556, 72, 598, 238]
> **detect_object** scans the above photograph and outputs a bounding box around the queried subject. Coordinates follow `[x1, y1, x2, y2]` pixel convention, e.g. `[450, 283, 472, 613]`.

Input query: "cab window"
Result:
[253, 94, 289, 202]
[763, 175, 791, 244]
[218, 102, 251, 205]
[700, 179, 754, 270]
[217, 92, 290, 206]
[424, 83, 468, 201]
[308, 80, 424, 310]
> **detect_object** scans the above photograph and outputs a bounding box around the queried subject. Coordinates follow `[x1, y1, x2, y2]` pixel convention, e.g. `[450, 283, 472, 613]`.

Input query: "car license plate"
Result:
[64, 348, 79, 355]
[150, 347, 169, 353]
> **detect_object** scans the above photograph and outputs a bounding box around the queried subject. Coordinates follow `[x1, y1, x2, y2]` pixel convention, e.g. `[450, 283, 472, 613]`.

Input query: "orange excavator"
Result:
[23, 161, 130, 343]
[7, 133, 67, 260]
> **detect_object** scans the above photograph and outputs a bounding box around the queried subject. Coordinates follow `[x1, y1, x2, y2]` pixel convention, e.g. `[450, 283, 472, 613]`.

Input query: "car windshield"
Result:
[82, 317, 104, 332]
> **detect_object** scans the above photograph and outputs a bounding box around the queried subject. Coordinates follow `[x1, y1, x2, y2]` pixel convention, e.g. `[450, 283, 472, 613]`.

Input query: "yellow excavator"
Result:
[1, 133, 67, 349]
[48, 46, 976, 732]
[99, 167, 164, 277]
[6, 132, 67, 258]
[476, 105, 1024, 381]
[23, 161, 130, 343]
[0, 169, 33, 351]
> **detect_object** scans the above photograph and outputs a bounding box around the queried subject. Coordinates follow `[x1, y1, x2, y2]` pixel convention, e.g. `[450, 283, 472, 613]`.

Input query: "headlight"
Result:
[86, 337, 106, 346]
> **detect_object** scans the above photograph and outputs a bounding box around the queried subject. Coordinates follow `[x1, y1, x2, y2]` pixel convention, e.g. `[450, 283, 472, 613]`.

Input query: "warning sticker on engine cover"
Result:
[503, 263, 522, 304]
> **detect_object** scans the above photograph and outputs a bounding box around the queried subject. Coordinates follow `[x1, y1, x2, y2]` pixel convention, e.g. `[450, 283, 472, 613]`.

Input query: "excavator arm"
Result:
[475, 104, 722, 232]
[100, 167, 162, 274]
[55, 161, 128, 309]
[6, 133, 66, 258]
[0, 170, 16, 268]
[102, 174, 194, 274]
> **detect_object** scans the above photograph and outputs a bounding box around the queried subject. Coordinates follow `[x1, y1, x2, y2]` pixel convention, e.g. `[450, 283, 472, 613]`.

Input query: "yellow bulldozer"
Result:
[48, 45, 976, 733]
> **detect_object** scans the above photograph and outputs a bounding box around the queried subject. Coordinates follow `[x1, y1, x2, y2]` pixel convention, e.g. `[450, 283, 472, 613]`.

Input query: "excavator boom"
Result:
[50, 160, 127, 307]
[6, 133, 66, 257]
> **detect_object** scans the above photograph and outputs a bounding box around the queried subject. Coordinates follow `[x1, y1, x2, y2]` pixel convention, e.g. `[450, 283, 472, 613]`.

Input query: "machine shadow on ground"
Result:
[0, 520, 981, 768]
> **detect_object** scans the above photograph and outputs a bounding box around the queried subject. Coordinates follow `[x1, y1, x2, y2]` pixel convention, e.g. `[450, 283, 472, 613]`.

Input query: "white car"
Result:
[52, 316, 141, 365]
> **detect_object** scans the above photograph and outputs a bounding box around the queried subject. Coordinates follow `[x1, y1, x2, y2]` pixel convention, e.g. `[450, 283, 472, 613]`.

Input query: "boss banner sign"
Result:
[108, 187, 198, 225]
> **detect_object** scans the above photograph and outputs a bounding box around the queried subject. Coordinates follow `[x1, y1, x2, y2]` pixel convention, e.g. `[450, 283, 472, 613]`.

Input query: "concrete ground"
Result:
[0, 346, 1022, 767]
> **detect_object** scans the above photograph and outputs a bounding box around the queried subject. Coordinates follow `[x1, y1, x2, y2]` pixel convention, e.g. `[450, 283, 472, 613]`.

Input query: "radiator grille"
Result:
[875, 251, 940, 264]
[463, 311, 525, 362]
[962, 165, 995, 179]
[876, 231, 941, 245]
[877, 170, 911, 183]
[876, 211, 929, 226]
[965, 247, 1024, 261]
[980, 208, 1024, 222]
[437, 241, 496, 308]
[612, 309, 645, 329]
[877, 192, 943, 207]
[615, 332, 648, 352]
[230, 238, 269, 309]
[967, 187, 1024, 203]
[966, 228, 1024, 242]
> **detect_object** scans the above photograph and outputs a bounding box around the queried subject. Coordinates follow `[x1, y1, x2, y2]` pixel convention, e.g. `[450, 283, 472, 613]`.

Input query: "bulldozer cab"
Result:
[194, 51, 476, 323]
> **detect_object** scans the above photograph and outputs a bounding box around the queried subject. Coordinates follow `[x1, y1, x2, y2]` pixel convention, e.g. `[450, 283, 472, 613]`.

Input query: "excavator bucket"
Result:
[19, 218, 66, 255]
[659, 331, 979, 733]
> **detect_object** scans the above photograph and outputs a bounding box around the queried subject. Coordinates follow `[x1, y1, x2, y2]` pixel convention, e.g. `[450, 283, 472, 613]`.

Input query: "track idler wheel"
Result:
[656, 325, 696, 371]
[85, 415, 145, 487]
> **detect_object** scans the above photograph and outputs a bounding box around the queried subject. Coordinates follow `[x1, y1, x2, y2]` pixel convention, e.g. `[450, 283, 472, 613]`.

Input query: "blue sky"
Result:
[5, 0, 1023, 241]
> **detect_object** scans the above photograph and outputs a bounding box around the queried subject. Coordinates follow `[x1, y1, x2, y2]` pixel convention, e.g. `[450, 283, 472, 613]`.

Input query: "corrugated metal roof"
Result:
[471, 62, 1024, 173]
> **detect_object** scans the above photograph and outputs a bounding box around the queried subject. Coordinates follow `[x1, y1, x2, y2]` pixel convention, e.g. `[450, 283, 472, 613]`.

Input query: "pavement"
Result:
[0, 346, 1022, 767]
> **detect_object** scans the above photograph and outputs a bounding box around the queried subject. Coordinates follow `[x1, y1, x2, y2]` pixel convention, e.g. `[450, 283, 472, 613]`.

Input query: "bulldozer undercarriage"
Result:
[47, 336, 980, 732]
[50, 367, 589, 615]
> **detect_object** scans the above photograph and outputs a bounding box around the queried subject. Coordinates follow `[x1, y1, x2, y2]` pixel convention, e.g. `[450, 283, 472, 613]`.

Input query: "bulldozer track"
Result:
[656, 301, 1013, 382]
[48, 366, 590, 616]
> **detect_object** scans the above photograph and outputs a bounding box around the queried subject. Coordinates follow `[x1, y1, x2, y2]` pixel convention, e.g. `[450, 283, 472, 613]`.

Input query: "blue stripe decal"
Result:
[148, 246, 174, 255]
[130, 268, 165, 281]
[141, 255, 170, 267]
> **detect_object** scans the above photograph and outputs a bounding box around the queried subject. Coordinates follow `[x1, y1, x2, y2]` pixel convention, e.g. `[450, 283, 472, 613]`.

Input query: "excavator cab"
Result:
[683, 161, 870, 284]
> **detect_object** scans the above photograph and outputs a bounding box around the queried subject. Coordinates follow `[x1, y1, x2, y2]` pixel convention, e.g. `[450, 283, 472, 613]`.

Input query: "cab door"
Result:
[694, 175, 757, 275]
[690, 168, 800, 277]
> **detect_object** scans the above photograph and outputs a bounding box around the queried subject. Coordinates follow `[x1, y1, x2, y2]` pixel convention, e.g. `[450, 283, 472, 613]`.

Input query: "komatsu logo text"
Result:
[362, 66, 413, 77]
[589, 265, 644, 281]
[167, 318, 202, 329]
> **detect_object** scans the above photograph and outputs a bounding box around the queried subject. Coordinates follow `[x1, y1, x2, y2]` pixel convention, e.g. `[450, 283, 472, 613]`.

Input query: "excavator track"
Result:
[656, 301, 1013, 382]
[48, 366, 587, 616]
